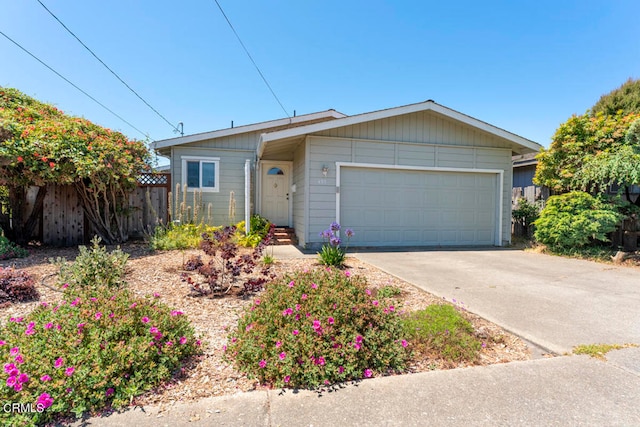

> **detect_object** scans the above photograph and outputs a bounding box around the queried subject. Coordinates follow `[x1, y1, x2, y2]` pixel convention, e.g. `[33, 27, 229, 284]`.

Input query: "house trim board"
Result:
[308, 134, 516, 154]
[153, 110, 346, 150]
[304, 137, 311, 246]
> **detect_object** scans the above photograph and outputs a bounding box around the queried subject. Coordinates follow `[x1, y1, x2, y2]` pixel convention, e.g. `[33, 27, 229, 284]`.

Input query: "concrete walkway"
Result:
[76, 248, 640, 426]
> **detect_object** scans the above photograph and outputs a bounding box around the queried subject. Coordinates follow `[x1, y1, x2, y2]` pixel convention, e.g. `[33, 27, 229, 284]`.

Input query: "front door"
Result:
[261, 163, 290, 226]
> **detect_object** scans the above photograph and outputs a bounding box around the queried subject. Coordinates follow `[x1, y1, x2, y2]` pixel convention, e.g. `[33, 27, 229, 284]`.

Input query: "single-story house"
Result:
[152, 100, 542, 248]
[512, 152, 539, 189]
[511, 152, 549, 205]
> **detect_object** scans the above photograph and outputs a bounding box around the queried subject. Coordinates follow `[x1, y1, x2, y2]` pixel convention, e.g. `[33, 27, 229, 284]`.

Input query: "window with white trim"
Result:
[181, 157, 220, 192]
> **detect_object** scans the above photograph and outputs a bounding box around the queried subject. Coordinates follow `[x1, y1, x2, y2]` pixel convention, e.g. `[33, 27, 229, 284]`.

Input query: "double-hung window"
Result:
[181, 156, 220, 192]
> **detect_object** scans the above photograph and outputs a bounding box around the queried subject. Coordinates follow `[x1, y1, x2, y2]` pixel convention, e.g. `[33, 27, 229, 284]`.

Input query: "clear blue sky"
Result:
[2, 0, 639, 161]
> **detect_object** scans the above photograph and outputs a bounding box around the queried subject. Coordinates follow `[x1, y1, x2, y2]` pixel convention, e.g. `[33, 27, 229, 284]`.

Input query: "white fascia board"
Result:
[261, 102, 434, 144]
[152, 110, 347, 150]
[257, 135, 266, 159]
[260, 101, 543, 153]
[428, 103, 542, 153]
[334, 161, 503, 175]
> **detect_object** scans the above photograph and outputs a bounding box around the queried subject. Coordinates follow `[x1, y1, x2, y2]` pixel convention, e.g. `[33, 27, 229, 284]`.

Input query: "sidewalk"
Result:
[77, 348, 640, 426]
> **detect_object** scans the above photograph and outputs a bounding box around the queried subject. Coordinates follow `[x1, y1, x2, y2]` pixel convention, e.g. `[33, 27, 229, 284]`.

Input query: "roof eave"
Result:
[152, 109, 347, 150]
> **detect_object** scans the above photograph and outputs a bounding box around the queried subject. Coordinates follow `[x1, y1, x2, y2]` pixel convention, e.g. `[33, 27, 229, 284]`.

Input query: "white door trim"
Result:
[335, 162, 504, 246]
[258, 160, 293, 226]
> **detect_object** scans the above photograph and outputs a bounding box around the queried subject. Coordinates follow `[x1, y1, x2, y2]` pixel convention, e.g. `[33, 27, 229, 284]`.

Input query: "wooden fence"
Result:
[512, 185, 549, 206]
[511, 185, 549, 238]
[127, 173, 171, 239]
[29, 173, 171, 246]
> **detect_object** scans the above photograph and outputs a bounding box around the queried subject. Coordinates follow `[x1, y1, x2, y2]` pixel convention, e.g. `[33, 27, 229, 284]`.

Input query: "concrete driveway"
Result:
[355, 248, 640, 355]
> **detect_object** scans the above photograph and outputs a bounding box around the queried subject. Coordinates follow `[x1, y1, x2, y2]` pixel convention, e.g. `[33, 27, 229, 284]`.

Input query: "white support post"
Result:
[244, 159, 251, 234]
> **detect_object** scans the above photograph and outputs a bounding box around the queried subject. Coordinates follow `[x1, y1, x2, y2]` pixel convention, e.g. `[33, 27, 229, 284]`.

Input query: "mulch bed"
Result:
[0, 243, 532, 406]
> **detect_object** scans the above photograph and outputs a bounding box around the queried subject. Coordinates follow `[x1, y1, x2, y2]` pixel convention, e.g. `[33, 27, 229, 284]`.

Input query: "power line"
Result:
[36, 0, 181, 135]
[0, 29, 151, 140]
[212, 0, 290, 119]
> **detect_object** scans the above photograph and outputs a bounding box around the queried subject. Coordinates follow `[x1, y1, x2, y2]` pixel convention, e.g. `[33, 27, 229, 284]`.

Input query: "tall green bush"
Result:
[533, 191, 623, 250]
[52, 237, 128, 294]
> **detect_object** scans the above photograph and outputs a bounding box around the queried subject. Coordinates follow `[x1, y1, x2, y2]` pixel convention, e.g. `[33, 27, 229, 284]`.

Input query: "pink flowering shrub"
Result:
[0, 287, 200, 425]
[225, 268, 408, 388]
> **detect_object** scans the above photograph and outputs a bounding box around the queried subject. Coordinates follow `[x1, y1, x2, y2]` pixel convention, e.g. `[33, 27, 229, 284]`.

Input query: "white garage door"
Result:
[340, 167, 497, 246]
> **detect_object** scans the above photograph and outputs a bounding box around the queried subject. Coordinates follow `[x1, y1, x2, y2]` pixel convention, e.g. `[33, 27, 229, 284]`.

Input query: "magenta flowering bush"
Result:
[0, 288, 200, 425]
[225, 268, 408, 389]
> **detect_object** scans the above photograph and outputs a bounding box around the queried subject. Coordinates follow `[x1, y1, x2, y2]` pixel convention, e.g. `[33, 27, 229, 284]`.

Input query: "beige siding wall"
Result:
[315, 111, 513, 149]
[305, 136, 512, 246]
[171, 147, 254, 225]
[292, 142, 307, 246]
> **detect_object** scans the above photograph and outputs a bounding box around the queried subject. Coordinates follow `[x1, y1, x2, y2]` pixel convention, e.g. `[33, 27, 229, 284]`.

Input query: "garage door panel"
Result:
[402, 229, 420, 242]
[440, 210, 460, 226]
[364, 210, 384, 224]
[459, 230, 477, 241]
[403, 210, 421, 223]
[459, 211, 476, 224]
[341, 167, 497, 246]
[364, 173, 383, 186]
[385, 210, 404, 224]
[384, 191, 402, 206]
[459, 175, 477, 186]
[477, 230, 493, 242]
[477, 211, 494, 223]
[360, 230, 381, 243]
[440, 230, 458, 243]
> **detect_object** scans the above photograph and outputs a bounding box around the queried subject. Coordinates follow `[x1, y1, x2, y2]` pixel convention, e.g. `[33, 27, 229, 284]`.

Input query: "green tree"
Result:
[534, 111, 640, 205]
[0, 87, 150, 244]
[591, 78, 640, 117]
[533, 191, 623, 250]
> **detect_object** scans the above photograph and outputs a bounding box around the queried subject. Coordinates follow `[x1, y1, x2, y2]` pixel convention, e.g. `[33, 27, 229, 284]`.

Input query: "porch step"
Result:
[272, 227, 298, 246]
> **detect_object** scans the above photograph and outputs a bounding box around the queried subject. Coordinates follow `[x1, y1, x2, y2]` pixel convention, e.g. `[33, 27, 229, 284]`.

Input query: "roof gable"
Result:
[258, 101, 541, 157]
